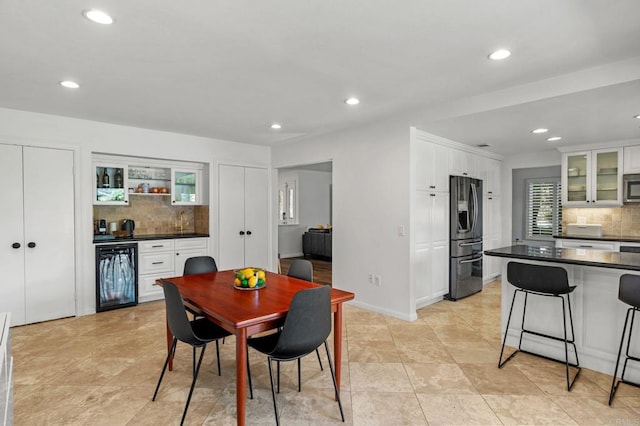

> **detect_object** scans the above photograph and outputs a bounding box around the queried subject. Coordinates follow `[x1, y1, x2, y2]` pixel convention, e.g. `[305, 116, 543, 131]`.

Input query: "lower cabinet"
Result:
[138, 238, 208, 302]
[302, 230, 332, 258]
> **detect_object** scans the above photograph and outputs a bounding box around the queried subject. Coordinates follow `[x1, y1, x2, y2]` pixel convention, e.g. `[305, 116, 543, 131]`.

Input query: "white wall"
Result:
[278, 170, 332, 258]
[0, 107, 271, 317]
[272, 118, 413, 320]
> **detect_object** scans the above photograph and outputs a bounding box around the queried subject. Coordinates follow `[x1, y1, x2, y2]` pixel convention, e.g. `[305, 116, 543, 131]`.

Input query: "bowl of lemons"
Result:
[234, 267, 266, 290]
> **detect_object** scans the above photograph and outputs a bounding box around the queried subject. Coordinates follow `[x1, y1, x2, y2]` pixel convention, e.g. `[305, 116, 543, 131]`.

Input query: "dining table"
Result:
[157, 270, 355, 426]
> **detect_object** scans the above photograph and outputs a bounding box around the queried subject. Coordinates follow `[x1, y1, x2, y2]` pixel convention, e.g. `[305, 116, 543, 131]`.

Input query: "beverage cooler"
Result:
[95, 242, 138, 312]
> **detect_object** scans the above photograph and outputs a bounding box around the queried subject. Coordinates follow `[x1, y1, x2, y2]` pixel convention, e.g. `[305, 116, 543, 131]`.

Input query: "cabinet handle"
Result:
[176, 252, 180, 256]
[152, 261, 164, 265]
[239, 231, 245, 236]
[488, 191, 493, 194]
[430, 193, 436, 197]
[488, 197, 493, 200]
[27, 242, 36, 248]
[429, 185, 436, 189]
[151, 245, 164, 248]
[12, 242, 21, 249]
[463, 172, 468, 176]
[246, 230, 252, 235]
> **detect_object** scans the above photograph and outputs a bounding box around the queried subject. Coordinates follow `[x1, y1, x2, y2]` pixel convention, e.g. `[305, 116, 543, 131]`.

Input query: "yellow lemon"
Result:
[248, 276, 258, 288]
[234, 278, 241, 286]
[257, 270, 266, 280]
[244, 268, 254, 277]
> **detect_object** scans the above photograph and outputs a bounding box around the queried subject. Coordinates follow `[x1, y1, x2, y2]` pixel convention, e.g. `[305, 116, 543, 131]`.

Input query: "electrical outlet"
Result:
[374, 275, 381, 286]
[368, 273, 374, 284]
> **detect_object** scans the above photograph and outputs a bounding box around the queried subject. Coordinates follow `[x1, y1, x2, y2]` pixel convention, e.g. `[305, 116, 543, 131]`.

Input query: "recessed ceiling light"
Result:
[634, 114, 640, 119]
[547, 136, 562, 142]
[488, 49, 511, 60]
[60, 80, 80, 89]
[270, 123, 282, 130]
[345, 97, 360, 106]
[83, 9, 114, 25]
[532, 128, 548, 134]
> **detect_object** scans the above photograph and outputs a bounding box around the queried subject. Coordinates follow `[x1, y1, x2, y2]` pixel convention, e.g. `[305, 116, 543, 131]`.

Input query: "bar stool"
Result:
[499, 261, 582, 391]
[608, 273, 640, 405]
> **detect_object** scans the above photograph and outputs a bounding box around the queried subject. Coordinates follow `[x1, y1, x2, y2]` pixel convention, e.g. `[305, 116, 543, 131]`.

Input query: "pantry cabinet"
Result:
[218, 165, 269, 270]
[561, 148, 622, 206]
[0, 144, 75, 326]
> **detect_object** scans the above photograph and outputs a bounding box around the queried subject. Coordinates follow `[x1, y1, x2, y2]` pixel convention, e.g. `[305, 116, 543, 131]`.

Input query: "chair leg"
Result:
[518, 291, 528, 351]
[297, 358, 301, 392]
[277, 360, 281, 393]
[153, 337, 177, 401]
[499, 290, 519, 368]
[181, 345, 207, 426]
[267, 357, 280, 426]
[562, 294, 581, 391]
[316, 348, 324, 370]
[246, 346, 253, 400]
[610, 308, 634, 405]
[215, 340, 222, 376]
[323, 341, 345, 422]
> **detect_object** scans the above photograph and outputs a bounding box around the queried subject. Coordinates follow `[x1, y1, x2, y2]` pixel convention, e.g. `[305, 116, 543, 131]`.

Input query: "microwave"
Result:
[623, 174, 640, 203]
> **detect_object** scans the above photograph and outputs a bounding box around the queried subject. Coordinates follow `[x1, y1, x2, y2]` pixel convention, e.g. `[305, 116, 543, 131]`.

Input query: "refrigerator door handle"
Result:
[459, 255, 483, 264]
[470, 182, 478, 234]
[458, 241, 480, 247]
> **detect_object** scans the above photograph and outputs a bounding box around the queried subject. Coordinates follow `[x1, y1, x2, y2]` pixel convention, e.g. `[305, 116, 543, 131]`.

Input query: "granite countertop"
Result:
[484, 244, 640, 271]
[93, 233, 209, 244]
[554, 234, 640, 243]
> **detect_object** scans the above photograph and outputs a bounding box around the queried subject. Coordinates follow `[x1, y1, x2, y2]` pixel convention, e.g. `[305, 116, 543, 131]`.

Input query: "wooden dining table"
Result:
[157, 270, 355, 426]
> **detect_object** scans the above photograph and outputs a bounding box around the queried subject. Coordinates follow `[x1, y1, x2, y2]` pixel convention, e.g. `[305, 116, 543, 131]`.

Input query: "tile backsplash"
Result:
[93, 196, 209, 235]
[562, 204, 640, 238]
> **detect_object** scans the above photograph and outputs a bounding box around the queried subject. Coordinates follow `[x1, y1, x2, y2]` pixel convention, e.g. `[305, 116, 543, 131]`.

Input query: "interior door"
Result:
[23, 147, 76, 324]
[243, 167, 269, 268]
[0, 144, 26, 325]
[218, 165, 247, 270]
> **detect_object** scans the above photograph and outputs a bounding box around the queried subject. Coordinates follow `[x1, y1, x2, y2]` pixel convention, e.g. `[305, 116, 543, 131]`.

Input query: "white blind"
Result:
[527, 180, 562, 239]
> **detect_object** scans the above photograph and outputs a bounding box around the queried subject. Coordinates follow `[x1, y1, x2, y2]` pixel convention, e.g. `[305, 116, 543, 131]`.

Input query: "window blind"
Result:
[526, 180, 562, 239]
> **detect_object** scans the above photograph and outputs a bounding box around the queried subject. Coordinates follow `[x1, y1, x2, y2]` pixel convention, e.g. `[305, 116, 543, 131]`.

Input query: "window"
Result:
[278, 180, 298, 224]
[526, 178, 562, 240]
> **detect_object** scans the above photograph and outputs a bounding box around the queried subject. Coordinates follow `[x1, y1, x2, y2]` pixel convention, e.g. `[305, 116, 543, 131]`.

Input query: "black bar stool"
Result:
[499, 261, 582, 391]
[609, 273, 640, 405]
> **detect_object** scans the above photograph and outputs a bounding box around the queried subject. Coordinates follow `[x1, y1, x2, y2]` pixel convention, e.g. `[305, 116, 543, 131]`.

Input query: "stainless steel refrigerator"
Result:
[447, 175, 483, 300]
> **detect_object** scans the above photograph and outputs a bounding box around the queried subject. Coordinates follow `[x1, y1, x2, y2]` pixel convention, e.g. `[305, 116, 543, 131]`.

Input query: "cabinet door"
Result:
[449, 149, 477, 178]
[0, 144, 26, 326]
[219, 165, 247, 270]
[23, 147, 75, 324]
[562, 151, 591, 205]
[624, 145, 640, 174]
[94, 163, 128, 205]
[172, 168, 201, 205]
[415, 141, 449, 192]
[244, 167, 269, 268]
[591, 148, 622, 205]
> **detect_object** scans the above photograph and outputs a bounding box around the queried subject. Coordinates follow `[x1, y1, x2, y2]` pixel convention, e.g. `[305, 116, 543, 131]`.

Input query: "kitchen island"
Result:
[485, 245, 640, 381]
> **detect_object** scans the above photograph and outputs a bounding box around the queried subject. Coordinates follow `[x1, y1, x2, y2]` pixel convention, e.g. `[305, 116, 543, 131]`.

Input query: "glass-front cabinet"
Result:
[94, 162, 128, 205]
[172, 168, 201, 205]
[562, 148, 622, 206]
[127, 166, 171, 197]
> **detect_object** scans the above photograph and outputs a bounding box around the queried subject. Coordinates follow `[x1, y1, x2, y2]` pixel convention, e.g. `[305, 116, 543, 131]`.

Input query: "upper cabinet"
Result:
[172, 168, 202, 205]
[562, 148, 622, 206]
[414, 140, 450, 192]
[623, 145, 640, 174]
[448, 148, 478, 179]
[94, 162, 129, 205]
[478, 157, 501, 196]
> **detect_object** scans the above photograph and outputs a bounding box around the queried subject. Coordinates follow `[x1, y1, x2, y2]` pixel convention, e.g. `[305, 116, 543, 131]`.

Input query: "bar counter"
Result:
[484, 245, 640, 381]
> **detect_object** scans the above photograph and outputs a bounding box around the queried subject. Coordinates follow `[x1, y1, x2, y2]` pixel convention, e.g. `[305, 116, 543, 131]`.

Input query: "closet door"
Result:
[0, 144, 26, 325]
[243, 167, 268, 268]
[23, 147, 75, 324]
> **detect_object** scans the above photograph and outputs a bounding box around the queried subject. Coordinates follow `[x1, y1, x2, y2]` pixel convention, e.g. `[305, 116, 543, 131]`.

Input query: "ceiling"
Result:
[1, 1, 639, 155]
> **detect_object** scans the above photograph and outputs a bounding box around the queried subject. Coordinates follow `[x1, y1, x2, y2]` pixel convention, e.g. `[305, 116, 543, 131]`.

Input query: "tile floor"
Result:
[11, 281, 640, 425]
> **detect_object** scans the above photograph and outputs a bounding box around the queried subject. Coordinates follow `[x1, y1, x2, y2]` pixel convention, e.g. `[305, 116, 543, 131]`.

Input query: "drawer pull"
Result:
[151, 245, 164, 248]
[152, 261, 164, 265]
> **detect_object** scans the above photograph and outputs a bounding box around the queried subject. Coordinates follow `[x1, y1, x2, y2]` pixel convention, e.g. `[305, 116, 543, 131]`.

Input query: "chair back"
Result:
[183, 256, 218, 276]
[160, 280, 203, 346]
[287, 259, 313, 282]
[507, 261, 570, 295]
[619, 274, 640, 308]
[272, 285, 331, 358]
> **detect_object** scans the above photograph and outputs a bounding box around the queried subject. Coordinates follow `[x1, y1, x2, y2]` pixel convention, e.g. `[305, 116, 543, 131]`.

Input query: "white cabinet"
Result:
[562, 148, 622, 206]
[0, 144, 75, 326]
[449, 148, 478, 178]
[172, 168, 202, 205]
[623, 145, 640, 174]
[478, 157, 502, 196]
[555, 238, 618, 252]
[94, 162, 129, 205]
[483, 194, 502, 281]
[218, 165, 269, 270]
[138, 238, 209, 302]
[414, 140, 450, 192]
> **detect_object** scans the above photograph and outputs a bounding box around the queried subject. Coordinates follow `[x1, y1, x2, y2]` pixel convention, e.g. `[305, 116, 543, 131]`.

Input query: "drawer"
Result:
[138, 240, 175, 253]
[139, 273, 165, 298]
[175, 238, 208, 250]
[139, 252, 175, 274]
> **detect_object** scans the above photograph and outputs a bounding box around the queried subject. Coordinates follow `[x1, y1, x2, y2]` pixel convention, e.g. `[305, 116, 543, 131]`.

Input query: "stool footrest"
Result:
[521, 328, 576, 345]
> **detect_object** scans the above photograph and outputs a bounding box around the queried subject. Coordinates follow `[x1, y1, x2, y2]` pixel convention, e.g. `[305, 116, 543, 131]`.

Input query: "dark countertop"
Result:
[484, 244, 640, 271]
[554, 234, 640, 243]
[93, 233, 209, 244]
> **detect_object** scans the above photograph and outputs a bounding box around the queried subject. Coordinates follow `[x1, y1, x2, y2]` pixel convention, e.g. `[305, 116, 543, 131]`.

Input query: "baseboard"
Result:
[348, 300, 418, 322]
[280, 252, 304, 259]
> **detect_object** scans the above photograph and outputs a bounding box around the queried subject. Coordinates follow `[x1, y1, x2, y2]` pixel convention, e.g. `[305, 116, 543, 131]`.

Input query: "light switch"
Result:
[398, 225, 405, 236]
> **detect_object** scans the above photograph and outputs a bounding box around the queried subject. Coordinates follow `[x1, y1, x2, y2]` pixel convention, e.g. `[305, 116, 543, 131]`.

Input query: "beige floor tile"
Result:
[347, 340, 401, 363]
[349, 362, 413, 392]
[351, 391, 427, 425]
[395, 340, 455, 364]
[554, 395, 640, 425]
[416, 393, 502, 425]
[388, 324, 439, 343]
[458, 363, 544, 395]
[444, 340, 500, 364]
[483, 394, 578, 425]
[346, 324, 393, 342]
[404, 363, 477, 394]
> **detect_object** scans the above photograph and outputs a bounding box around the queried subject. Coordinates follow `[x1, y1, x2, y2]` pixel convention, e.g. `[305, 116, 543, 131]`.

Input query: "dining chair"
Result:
[152, 280, 231, 426]
[246, 285, 344, 425]
[183, 256, 218, 320]
[286, 259, 324, 374]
